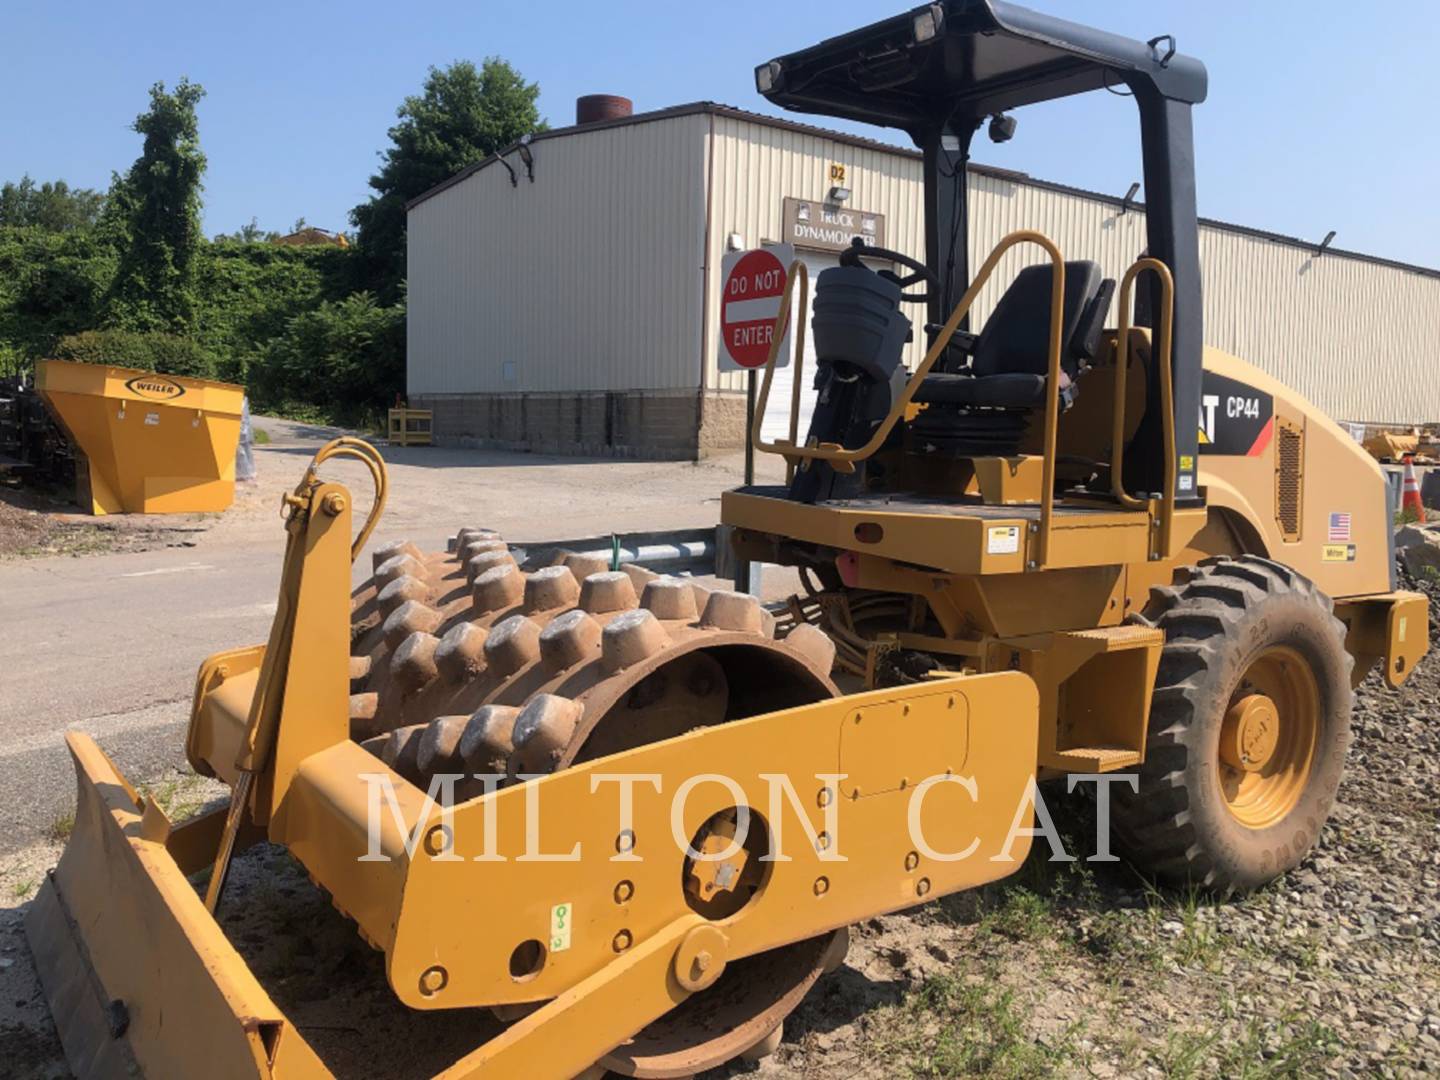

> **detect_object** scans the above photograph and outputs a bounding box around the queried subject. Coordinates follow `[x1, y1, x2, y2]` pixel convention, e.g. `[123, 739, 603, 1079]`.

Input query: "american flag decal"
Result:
[1328, 512, 1352, 542]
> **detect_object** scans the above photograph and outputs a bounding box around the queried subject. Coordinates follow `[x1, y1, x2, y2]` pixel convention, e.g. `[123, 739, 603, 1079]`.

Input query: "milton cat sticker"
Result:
[1197, 371, 1274, 456]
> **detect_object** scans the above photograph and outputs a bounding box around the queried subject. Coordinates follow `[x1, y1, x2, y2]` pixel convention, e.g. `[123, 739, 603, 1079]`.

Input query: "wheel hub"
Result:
[1216, 646, 1320, 830]
[1219, 693, 1279, 772]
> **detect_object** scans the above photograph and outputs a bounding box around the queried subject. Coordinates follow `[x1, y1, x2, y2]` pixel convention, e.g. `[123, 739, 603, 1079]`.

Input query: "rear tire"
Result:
[1113, 555, 1353, 893]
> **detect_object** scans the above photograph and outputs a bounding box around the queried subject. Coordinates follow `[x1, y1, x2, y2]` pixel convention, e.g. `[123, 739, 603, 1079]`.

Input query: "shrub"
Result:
[249, 292, 404, 420]
[53, 328, 218, 380]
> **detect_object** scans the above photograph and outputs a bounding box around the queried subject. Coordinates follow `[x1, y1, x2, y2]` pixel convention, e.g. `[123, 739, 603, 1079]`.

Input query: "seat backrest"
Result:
[1071, 277, 1116, 364]
[971, 260, 1103, 378]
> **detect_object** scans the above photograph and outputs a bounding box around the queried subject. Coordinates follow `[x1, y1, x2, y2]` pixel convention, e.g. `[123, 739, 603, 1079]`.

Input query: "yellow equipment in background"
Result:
[1362, 428, 1439, 464]
[35, 358, 244, 514]
[388, 407, 434, 447]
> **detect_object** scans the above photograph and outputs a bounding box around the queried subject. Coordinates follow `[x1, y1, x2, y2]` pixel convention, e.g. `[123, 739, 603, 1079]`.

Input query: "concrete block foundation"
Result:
[412, 389, 750, 460]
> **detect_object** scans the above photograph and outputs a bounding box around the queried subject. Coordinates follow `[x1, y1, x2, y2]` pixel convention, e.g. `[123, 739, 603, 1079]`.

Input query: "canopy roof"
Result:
[756, 0, 1206, 137]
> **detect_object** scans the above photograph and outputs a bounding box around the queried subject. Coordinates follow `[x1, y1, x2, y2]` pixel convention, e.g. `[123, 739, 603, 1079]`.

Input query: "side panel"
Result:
[1199, 348, 1391, 597]
[380, 673, 1038, 1010]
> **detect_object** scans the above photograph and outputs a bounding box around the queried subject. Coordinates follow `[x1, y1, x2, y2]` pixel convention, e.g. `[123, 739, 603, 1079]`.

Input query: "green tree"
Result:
[214, 216, 279, 243]
[351, 58, 544, 298]
[0, 228, 118, 372]
[104, 79, 207, 333]
[252, 291, 405, 417]
[0, 177, 106, 231]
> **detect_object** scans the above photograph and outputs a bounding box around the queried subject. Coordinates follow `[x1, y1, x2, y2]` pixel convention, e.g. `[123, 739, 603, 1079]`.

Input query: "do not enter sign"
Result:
[718, 244, 794, 372]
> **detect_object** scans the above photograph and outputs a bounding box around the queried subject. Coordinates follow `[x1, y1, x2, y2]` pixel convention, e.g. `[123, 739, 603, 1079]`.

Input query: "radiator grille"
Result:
[1275, 420, 1304, 540]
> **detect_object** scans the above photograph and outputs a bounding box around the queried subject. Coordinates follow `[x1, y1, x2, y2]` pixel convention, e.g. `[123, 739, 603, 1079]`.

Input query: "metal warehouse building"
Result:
[406, 100, 1440, 459]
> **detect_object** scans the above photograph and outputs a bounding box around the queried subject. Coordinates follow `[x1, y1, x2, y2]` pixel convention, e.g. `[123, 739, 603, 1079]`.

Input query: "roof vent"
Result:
[576, 95, 633, 126]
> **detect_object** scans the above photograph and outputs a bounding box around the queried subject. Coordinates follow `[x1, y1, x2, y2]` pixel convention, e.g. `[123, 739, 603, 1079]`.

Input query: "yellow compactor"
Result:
[26, 3, 1430, 1078]
[36, 358, 244, 514]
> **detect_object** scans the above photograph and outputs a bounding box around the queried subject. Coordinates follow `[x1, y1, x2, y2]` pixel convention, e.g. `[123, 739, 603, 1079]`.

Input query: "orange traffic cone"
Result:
[1402, 454, 1425, 518]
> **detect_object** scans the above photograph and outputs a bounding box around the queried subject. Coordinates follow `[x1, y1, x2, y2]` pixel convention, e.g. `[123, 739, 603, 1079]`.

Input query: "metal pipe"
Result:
[514, 531, 717, 575]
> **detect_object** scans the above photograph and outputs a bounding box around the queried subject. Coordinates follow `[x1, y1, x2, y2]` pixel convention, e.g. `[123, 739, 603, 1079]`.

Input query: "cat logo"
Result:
[1197, 371, 1273, 456]
[124, 375, 186, 402]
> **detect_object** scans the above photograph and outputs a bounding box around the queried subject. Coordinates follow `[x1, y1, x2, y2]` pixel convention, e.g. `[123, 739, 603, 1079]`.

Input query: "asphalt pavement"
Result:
[0, 418, 779, 853]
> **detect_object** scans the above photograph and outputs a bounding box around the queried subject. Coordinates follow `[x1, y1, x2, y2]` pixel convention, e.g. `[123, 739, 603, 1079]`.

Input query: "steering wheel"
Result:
[838, 239, 938, 304]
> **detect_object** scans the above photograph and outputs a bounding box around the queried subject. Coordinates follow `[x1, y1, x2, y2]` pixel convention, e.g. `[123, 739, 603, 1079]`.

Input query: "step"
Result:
[1062, 624, 1164, 653]
[1048, 744, 1142, 772]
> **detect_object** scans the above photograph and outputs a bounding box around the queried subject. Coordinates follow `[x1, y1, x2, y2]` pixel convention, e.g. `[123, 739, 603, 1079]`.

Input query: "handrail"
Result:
[750, 259, 807, 465]
[1109, 258, 1177, 555]
[750, 229, 1067, 565]
[757, 259, 808, 485]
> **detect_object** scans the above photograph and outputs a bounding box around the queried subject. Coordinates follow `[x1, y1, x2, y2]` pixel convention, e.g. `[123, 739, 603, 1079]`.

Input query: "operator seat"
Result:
[786, 263, 912, 504]
[911, 261, 1114, 456]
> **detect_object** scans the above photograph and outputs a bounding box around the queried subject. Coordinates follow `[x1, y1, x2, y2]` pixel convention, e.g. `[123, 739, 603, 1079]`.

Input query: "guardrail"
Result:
[450, 527, 718, 578]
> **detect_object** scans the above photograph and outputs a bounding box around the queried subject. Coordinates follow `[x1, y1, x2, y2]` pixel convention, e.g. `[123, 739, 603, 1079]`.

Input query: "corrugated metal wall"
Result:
[703, 114, 930, 394]
[410, 107, 1439, 424]
[406, 112, 709, 394]
[705, 113, 1440, 424]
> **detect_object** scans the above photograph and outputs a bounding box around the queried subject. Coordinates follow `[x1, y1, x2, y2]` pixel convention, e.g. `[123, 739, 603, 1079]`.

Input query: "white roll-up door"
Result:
[760, 250, 838, 444]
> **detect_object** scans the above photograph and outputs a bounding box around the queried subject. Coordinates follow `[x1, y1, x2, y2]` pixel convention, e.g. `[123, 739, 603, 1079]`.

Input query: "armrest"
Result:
[924, 325, 981, 354]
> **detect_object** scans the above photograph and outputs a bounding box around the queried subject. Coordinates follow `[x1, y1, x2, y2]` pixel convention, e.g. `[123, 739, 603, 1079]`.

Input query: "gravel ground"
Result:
[2, 560, 1437, 1077]
[746, 566, 1440, 1079]
[0, 485, 215, 559]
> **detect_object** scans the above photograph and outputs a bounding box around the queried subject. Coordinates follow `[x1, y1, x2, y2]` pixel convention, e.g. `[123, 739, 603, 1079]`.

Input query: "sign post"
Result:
[718, 244, 794, 592]
[744, 371, 756, 485]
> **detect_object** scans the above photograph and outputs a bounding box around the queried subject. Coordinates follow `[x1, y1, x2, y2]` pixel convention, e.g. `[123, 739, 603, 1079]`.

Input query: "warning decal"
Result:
[550, 902, 572, 952]
[987, 525, 1021, 555]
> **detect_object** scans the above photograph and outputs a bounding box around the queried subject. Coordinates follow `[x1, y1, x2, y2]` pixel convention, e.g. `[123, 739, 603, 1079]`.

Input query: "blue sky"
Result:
[3, 1, 1437, 267]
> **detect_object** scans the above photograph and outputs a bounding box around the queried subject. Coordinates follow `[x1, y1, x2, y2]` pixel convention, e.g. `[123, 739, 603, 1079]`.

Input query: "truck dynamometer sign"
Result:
[782, 197, 886, 253]
[718, 244, 794, 373]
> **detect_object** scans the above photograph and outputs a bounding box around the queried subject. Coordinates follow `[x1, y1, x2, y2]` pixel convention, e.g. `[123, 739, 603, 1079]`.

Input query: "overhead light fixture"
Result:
[1317, 229, 1337, 255]
[912, 3, 945, 43]
[516, 133, 535, 182]
[987, 112, 1016, 144]
[754, 60, 783, 94]
[1119, 181, 1141, 214]
[827, 185, 851, 204]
